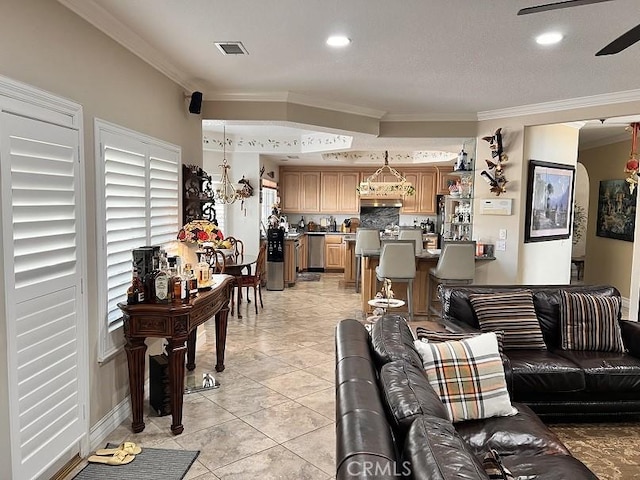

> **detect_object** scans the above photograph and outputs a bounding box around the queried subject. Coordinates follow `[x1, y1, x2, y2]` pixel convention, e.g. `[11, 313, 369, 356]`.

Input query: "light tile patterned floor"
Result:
[67, 273, 361, 480]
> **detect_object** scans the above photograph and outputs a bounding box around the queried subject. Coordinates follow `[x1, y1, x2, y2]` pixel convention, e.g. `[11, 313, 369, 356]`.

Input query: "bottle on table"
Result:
[127, 267, 145, 304]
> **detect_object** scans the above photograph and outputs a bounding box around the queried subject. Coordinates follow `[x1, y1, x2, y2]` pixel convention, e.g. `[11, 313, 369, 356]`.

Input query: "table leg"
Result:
[167, 337, 188, 435]
[124, 336, 147, 433]
[186, 328, 197, 371]
[235, 277, 243, 319]
[215, 306, 229, 372]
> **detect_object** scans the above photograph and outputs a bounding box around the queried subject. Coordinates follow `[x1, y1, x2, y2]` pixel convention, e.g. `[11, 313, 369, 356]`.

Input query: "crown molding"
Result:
[562, 121, 587, 129]
[382, 113, 478, 122]
[478, 89, 640, 121]
[57, 0, 202, 93]
[206, 91, 387, 119]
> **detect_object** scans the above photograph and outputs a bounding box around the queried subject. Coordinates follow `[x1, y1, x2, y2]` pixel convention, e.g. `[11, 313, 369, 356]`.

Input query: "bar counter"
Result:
[360, 249, 495, 316]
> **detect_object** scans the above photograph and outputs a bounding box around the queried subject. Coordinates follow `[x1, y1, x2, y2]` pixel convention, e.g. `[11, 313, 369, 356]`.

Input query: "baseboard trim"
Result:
[89, 395, 131, 450]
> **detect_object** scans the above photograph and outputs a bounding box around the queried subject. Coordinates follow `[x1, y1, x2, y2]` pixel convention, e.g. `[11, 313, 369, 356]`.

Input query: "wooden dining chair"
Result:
[235, 244, 266, 314]
[203, 247, 227, 273]
[225, 236, 244, 259]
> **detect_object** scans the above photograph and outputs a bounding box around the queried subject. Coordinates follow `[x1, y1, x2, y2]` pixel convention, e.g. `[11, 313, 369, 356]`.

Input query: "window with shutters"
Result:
[95, 120, 180, 361]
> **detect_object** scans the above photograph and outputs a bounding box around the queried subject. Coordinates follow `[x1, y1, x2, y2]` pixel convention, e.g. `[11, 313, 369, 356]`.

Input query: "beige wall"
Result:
[0, 0, 202, 426]
[519, 124, 579, 284]
[579, 140, 634, 298]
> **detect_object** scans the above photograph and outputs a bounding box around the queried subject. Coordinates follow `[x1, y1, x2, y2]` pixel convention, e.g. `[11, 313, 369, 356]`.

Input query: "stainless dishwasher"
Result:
[307, 234, 325, 271]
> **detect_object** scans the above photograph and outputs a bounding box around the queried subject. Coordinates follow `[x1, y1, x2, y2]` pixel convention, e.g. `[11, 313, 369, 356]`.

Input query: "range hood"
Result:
[359, 197, 403, 207]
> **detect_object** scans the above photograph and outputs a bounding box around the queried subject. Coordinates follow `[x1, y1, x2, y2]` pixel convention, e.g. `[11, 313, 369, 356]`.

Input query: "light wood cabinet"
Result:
[320, 172, 360, 213]
[280, 171, 320, 213]
[301, 172, 320, 212]
[299, 234, 308, 271]
[324, 234, 345, 270]
[417, 171, 437, 214]
[284, 239, 297, 287]
[281, 172, 301, 212]
[280, 166, 445, 215]
[436, 165, 456, 195]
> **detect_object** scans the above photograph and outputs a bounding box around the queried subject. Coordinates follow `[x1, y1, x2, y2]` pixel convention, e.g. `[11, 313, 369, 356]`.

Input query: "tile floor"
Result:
[65, 271, 630, 479]
[68, 273, 362, 480]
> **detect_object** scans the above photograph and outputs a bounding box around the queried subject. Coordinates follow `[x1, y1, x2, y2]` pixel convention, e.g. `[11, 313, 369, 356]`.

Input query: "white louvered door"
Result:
[0, 111, 85, 480]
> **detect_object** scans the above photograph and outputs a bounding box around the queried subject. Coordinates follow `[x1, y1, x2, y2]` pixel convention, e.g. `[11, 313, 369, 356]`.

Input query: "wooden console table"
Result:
[118, 274, 234, 435]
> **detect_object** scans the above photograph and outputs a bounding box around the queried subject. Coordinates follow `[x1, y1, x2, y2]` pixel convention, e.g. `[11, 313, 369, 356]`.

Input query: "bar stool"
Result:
[427, 241, 476, 319]
[398, 228, 424, 254]
[354, 228, 381, 293]
[375, 241, 416, 320]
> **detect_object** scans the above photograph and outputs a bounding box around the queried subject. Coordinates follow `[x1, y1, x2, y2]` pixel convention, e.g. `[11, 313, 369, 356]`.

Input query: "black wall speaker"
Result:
[188, 91, 203, 114]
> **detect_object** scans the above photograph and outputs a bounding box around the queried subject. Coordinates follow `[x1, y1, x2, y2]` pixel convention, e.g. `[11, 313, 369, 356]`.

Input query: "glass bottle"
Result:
[188, 268, 198, 297]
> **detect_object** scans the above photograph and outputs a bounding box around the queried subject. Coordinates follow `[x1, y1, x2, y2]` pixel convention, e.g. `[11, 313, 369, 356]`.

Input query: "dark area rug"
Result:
[549, 422, 640, 479]
[297, 272, 321, 281]
[73, 445, 199, 480]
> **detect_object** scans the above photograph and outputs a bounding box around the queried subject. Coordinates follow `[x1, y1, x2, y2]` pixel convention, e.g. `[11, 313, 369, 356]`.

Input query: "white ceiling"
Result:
[60, 0, 640, 160]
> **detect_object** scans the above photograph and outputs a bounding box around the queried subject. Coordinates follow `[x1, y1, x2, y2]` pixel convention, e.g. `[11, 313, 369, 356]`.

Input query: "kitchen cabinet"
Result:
[284, 239, 297, 287]
[436, 165, 455, 195]
[280, 171, 320, 213]
[320, 171, 360, 213]
[299, 234, 308, 271]
[324, 234, 345, 271]
[400, 170, 437, 215]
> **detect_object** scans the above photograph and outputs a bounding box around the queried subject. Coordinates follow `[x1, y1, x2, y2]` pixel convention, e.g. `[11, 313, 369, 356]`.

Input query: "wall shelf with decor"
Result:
[442, 149, 474, 241]
[182, 164, 218, 224]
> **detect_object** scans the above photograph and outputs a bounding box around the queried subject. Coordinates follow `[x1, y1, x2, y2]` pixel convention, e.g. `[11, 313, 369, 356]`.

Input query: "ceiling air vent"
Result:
[215, 42, 248, 55]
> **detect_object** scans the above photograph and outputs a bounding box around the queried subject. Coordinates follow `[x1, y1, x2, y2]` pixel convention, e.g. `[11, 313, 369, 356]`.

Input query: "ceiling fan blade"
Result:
[518, 0, 614, 15]
[596, 23, 640, 55]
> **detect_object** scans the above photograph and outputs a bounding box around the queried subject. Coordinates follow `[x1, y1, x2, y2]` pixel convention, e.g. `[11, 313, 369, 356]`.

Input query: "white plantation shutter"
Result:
[102, 133, 147, 330]
[150, 146, 180, 245]
[1, 111, 85, 480]
[96, 120, 180, 361]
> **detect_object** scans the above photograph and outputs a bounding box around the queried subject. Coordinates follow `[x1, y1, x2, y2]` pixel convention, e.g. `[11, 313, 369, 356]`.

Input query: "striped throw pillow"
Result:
[415, 328, 505, 355]
[469, 291, 546, 350]
[560, 291, 625, 353]
[414, 332, 517, 423]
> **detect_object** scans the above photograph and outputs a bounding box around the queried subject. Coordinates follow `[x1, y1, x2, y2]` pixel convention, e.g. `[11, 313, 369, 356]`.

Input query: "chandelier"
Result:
[357, 151, 415, 197]
[625, 122, 639, 193]
[215, 125, 242, 205]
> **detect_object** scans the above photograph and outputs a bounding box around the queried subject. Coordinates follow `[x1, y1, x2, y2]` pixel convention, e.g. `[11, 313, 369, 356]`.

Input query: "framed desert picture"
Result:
[596, 179, 636, 242]
[524, 160, 575, 243]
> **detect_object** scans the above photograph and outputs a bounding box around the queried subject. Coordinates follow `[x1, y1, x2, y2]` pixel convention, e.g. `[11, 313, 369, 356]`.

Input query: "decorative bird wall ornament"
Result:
[481, 128, 508, 196]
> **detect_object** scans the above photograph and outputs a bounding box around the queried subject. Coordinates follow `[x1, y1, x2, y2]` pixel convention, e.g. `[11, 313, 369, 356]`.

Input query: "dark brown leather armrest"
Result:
[620, 319, 640, 357]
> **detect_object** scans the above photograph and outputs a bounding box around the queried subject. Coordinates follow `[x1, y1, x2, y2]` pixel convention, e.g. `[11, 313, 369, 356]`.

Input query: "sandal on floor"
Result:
[95, 441, 142, 456]
[88, 450, 136, 466]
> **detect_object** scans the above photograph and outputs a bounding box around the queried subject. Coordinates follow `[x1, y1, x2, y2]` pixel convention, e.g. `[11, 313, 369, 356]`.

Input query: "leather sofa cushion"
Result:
[501, 453, 598, 480]
[403, 415, 489, 480]
[556, 350, 640, 392]
[455, 402, 570, 457]
[508, 350, 585, 395]
[379, 361, 448, 440]
[370, 314, 423, 369]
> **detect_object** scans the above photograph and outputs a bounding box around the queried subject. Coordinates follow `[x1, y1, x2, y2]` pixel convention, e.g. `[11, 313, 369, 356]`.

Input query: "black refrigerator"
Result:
[266, 227, 284, 290]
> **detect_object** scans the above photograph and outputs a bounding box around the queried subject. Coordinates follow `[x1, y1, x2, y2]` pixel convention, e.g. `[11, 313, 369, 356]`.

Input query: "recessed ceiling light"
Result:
[326, 35, 351, 47]
[535, 32, 563, 46]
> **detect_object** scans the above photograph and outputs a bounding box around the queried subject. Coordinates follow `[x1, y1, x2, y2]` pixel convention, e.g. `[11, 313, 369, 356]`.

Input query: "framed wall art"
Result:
[524, 160, 575, 243]
[596, 179, 636, 242]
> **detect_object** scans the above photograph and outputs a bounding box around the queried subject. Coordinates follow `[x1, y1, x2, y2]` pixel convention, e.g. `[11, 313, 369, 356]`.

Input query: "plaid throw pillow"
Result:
[482, 449, 515, 480]
[415, 328, 505, 355]
[560, 291, 625, 353]
[469, 290, 546, 350]
[414, 332, 517, 423]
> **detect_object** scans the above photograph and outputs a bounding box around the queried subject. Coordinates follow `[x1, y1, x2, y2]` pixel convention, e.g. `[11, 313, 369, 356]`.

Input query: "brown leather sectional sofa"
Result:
[439, 284, 640, 420]
[335, 315, 598, 479]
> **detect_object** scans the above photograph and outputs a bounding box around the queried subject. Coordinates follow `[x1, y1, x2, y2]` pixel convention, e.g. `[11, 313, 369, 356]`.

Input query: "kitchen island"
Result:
[360, 249, 495, 317]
